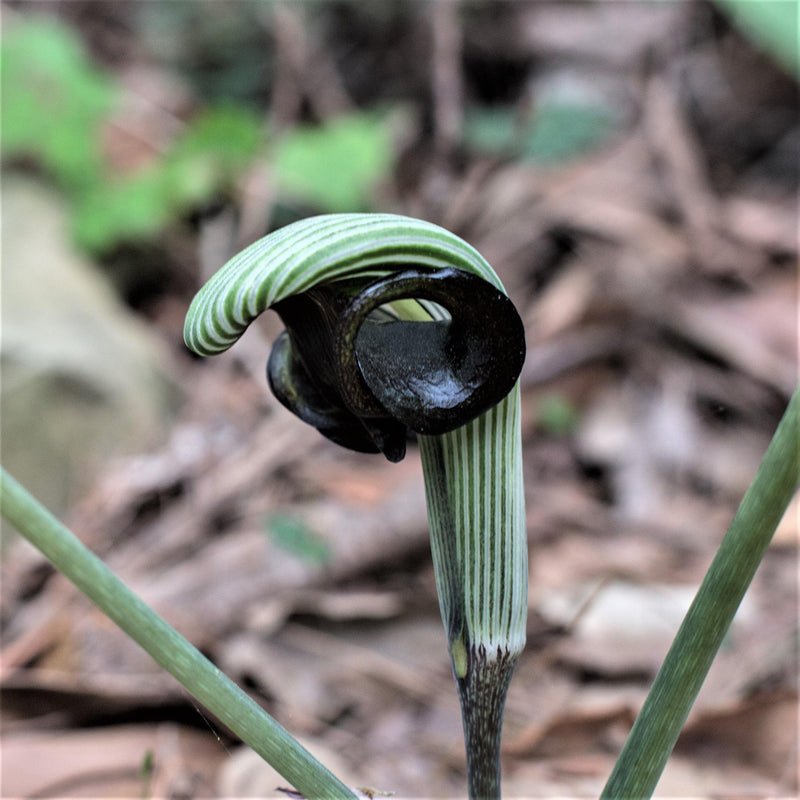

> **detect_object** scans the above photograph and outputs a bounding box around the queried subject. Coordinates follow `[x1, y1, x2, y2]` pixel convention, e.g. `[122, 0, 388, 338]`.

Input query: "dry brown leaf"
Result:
[1, 724, 224, 799]
[677, 690, 798, 783]
[505, 703, 635, 759]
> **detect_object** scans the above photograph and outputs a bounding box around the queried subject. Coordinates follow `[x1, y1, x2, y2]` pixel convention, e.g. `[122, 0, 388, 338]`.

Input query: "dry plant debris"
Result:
[1, 1, 797, 797]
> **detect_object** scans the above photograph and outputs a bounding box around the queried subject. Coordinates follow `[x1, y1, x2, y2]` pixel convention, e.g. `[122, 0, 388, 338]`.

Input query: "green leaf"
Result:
[712, 0, 800, 77]
[72, 169, 174, 252]
[0, 18, 116, 190]
[462, 107, 519, 156]
[464, 101, 619, 165]
[265, 513, 331, 567]
[1, 20, 265, 253]
[165, 105, 265, 206]
[537, 394, 579, 436]
[522, 101, 618, 164]
[72, 105, 265, 252]
[273, 113, 394, 211]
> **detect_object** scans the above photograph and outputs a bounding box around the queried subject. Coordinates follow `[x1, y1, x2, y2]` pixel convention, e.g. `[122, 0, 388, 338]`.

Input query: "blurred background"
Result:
[1, 1, 797, 797]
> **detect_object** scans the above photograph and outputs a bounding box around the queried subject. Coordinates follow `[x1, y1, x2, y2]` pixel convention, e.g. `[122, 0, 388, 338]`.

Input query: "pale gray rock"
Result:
[1, 175, 176, 523]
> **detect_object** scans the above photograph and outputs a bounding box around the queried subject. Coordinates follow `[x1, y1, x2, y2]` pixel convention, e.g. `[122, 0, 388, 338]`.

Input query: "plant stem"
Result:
[0, 468, 357, 800]
[456, 647, 517, 799]
[601, 384, 800, 799]
[418, 392, 527, 800]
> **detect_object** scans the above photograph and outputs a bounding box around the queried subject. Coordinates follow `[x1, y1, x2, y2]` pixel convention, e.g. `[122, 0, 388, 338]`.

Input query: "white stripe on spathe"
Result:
[419, 386, 527, 662]
[183, 213, 502, 356]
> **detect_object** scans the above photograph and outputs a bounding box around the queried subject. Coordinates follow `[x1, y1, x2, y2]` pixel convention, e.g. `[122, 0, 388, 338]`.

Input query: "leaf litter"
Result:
[1, 2, 797, 797]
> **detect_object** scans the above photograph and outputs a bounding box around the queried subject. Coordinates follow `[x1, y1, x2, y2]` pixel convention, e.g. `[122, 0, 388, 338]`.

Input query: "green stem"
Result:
[601, 384, 800, 799]
[0, 468, 357, 800]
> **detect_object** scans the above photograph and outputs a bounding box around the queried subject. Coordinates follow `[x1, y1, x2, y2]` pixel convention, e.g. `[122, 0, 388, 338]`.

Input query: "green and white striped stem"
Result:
[419, 391, 526, 798]
[185, 213, 528, 798]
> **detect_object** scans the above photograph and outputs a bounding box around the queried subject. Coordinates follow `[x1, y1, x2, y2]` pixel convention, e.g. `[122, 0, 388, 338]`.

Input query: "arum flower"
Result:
[184, 213, 527, 799]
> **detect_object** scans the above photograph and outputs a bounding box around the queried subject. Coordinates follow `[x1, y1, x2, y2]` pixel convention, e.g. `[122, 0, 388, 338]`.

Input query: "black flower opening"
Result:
[267, 267, 525, 462]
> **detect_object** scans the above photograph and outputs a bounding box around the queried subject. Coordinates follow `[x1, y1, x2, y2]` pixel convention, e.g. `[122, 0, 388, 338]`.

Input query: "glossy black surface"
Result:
[266, 268, 525, 461]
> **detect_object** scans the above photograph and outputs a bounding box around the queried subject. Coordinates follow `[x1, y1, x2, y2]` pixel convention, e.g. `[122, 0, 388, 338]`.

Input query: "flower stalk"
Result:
[184, 213, 528, 798]
[419, 388, 526, 798]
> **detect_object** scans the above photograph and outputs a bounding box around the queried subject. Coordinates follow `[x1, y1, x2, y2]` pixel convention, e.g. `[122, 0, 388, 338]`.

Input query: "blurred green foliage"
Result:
[273, 113, 394, 212]
[462, 108, 518, 159]
[712, 0, 799, 77]
[1, 16, 395, 254]
[73, 106, 265, 252]
[464, 101, 619, 164]
[0, 17, 116, 191]
[536, 394, 580, 437]
[265, 513, 332, 567]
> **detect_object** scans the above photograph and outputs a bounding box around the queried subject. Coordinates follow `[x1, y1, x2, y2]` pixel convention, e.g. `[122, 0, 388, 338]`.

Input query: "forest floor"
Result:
[2, 2, 798, 798]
